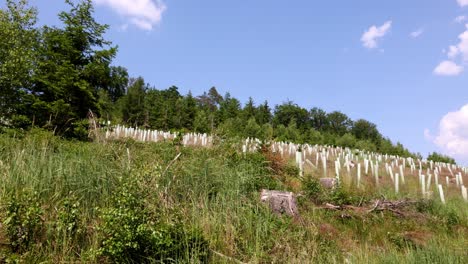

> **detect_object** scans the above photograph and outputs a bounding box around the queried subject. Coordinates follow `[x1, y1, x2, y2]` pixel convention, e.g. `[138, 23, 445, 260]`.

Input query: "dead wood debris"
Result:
[319, 198, 418, 217]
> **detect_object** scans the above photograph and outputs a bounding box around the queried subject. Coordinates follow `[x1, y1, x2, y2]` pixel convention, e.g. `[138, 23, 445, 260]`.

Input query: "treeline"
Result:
[106, 82, 418, 158]
[0, 0, 425, 159]
[427, 152, 456, 165]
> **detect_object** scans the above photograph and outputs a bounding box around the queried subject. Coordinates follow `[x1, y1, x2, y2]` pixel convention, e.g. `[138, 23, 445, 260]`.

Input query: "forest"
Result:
[1, 0, 457, 163]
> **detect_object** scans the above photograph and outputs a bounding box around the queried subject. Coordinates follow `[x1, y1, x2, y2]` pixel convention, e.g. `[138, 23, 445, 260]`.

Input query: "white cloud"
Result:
[433, 60, 464, 76]
[432, 104, 468, 162]
[434, 25, 468, 76]
[424, 128, 433, 141]
[455, 15, 467, 23]
[458, 0, 468, 7]
[447, 45, 459, 58]
[410, 28, 424, 38]
[453, 25, 468, 61]
[361, 21, 392, 49]
[94, 0, 166, 30]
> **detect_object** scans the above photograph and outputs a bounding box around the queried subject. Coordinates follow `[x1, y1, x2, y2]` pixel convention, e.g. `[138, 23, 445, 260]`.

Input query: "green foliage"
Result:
[302, 179, 365, 206]
[193, 110, 211, 133]
[336, 133, 357, 148]
[244, 117, 263, 139]
[387, 232, 417, 250]
[326, 111, 353, 136]
[273, 101, 309, 130]
[415, 199, 466, 232]
[282, 163, 300, 177]
[28, 0, 116, 131]
[309, 107, 329, 131]
[302, 177, 323, 202]
[0, 132, 467, 262]
[327, 185, 368, 206]
[56, 197, 81, 238]
[0, 0, 38, 120]
[121, 77, 148, 127]
[97, 176, 210, 263]
[427, 152, 456, 165]
[351, 119, 382, 143]
[4, 192, 43, 253]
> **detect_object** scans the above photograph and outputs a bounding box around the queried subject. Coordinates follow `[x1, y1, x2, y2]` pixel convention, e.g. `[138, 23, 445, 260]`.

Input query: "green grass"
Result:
[0, 130, 467, 263]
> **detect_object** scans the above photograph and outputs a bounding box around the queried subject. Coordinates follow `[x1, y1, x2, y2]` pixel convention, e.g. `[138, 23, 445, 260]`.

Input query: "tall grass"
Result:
[0, 130, 467, 263]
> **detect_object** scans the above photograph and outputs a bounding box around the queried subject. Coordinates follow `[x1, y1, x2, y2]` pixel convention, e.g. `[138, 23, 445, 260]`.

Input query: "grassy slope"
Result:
[0, 130, 467, 263]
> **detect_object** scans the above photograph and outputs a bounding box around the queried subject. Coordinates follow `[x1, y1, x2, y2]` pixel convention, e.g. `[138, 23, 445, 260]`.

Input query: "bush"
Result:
[302, 177, 323, 203]
[4, 193, 43, 253]
[97, 176, 210, 263]
[55, 196, 82, 239]
[282, 164, 300, 177]
[302, 177, 363, 206]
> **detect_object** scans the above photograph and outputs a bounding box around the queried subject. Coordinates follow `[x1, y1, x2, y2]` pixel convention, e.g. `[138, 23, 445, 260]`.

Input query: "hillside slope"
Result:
[0, 130, 467, 263]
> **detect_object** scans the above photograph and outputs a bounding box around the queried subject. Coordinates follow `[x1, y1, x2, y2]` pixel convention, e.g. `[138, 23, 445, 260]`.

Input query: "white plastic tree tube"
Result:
[357, 163, 361, 187]
[438, 184, 446, 204]
[375, 162, 379, 186]
[427, 174, 432, 191]
[364, 159, 369, 175]
[335, 160, 340, 179]
[322, 154, 327, 178]
[395, 173, 399, 194]
[462, 186, 467, 202]
[421, 174, 426, 198]
[399, 165, 405, 184]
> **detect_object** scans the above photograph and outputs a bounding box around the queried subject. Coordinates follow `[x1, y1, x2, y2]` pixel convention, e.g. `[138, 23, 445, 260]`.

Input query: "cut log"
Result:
[260, 189, 299, 217]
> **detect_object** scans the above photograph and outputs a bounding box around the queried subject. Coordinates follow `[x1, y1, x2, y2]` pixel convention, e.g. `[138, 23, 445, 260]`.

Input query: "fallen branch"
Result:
[367, 199, 381, 213]
[163, 152, 182, 177]
[319, 199, 417, 217]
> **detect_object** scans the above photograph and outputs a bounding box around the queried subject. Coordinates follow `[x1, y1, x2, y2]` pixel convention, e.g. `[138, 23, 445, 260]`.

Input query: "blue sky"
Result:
[28, 0, 468, 164]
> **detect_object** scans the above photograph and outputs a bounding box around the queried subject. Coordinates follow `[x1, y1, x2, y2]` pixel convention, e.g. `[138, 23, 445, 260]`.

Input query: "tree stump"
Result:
[319, 178, 337, 189]
[260, 189, 298, 217]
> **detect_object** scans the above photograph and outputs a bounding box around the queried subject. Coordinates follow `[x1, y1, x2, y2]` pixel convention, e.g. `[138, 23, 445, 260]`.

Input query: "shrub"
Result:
[302, 177, 323, 203]
[282, 164, 300, 177]
[4, 193, 43, 253]
[97, 176, 210, 263]
[55, 196, 82, 239]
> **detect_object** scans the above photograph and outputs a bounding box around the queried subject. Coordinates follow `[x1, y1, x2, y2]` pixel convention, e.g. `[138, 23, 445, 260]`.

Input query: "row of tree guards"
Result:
[105, 125, 468, 204]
